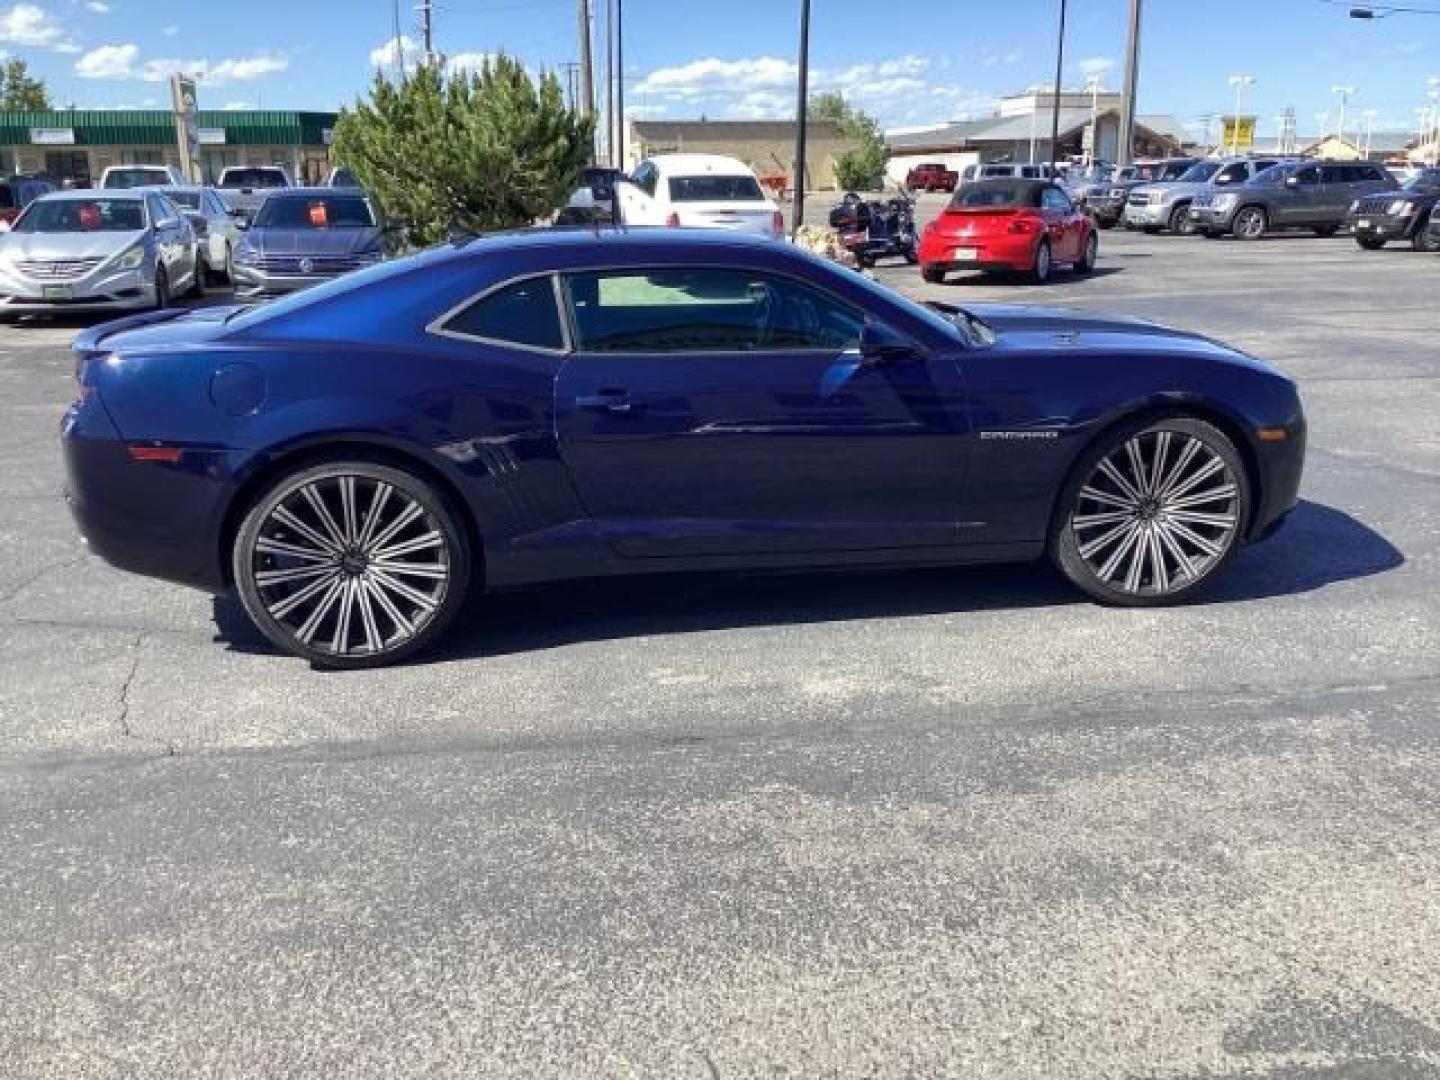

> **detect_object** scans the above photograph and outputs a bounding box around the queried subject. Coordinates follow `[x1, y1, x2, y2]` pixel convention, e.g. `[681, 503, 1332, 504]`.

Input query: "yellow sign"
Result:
[1221, 115, 1255, 151]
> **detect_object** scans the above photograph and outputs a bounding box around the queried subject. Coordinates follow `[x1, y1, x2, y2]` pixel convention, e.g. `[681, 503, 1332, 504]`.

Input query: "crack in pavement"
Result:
[0, 553, 87, 606]
[114, 630, 175, 758]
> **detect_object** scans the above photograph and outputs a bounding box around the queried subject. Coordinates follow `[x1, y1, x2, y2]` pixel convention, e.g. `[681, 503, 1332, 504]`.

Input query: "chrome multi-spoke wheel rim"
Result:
[1235, 208, 1265, 239]
[248, 474, 451, 658]
[1070, 431, 1240, 597]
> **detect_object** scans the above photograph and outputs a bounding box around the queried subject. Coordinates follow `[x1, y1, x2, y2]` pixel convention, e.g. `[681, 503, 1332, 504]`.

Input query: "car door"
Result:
[1041, 185, 1082, 260]
[552, 265, 970, 557]
[1279, 164, 1321, 224]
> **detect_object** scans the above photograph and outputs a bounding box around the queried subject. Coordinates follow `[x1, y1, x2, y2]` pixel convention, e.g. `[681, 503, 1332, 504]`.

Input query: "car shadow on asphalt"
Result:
[2, 294, 235, 331]
[938, 266, 1126, 287]
[209, 499, 1402, 663]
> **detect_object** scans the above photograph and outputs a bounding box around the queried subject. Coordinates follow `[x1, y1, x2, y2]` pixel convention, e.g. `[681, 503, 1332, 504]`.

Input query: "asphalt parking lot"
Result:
[3, 216, 1438, 1077]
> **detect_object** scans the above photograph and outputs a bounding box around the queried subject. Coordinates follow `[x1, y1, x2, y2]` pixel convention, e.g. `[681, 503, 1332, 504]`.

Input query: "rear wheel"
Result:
[1413, 227, 1440, 253]
[1313, 223, 1339, 238]
[1076, 231, 1098, 274]
[1051, 417, 1249, 606]
[233, 461, 473, 668]
[152, 265, 170, 309]
[1356, 236, 1386, 250]
[1029, 240, 1052, 284]
[921, 265, 946, 284]
[186, 255, 205, 298]
[1232, 206, 1268, 240]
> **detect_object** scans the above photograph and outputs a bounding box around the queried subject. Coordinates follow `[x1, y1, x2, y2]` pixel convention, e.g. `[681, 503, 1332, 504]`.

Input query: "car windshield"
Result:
[1402, 170, 1440, 192]
[252, 195, 376, 229]
[220, 169, 287, 189]
[949, 185, 1037, 208]
[161, 190, 202, 210]
[330, 168, 359, 187]
[1176, 162, 1221, 183]
[12, 197, 145, 233]
[667, 175, 764, 202]
[1155, 162, 1193, 181]
[104, 168, 167, 189]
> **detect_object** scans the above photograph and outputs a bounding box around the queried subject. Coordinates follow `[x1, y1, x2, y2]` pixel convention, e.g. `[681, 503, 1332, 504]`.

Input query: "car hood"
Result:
[0, 229, 144, 260]
[962, 302, 1273, 370]
[240, 227, 382, 255]
[1130, 180, 1210, 198]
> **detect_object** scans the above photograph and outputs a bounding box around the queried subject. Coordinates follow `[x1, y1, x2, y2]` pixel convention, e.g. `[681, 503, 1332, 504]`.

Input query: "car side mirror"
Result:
[858, 322, 920, 366]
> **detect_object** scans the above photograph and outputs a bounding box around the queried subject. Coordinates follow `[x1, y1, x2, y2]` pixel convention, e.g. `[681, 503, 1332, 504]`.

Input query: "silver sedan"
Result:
[0, 189, 201, 316]
[148, 184, 244, 285]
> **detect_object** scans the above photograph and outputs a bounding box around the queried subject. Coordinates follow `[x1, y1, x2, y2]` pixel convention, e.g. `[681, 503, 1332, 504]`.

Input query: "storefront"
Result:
[0, 109, 339, 186]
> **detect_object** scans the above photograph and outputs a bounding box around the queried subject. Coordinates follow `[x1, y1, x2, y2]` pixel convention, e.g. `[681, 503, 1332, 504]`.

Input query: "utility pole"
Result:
[1049, 0, 1068, 168]
[578, 0, 595, 132]
[417, 0, 435, 68]
[613, 0, 624, 171]
[792, 0, 811, 235]
[392, 0, 407, 81]
[1228, 74, 1255, 155]
[1117, 0, 1142, 165]
[1085, 74, 1101, 165]
[1331, 85, 1355, 145]
[604, 0, 614, 165]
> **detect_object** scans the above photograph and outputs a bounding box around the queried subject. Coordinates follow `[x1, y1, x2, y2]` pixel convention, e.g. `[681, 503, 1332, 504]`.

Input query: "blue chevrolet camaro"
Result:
[61, 229, 1305, 667]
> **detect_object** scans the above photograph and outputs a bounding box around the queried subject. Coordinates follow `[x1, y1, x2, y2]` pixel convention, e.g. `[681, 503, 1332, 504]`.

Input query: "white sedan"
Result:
[615, 154, 784, 237]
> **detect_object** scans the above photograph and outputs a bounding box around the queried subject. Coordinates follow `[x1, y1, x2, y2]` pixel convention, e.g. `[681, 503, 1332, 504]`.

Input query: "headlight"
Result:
[113, 244, 145, 270]
[1388, 199, 1413, 216]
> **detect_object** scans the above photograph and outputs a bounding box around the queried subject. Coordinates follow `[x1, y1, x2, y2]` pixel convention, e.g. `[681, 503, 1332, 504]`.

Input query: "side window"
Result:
[1320, 165, 1347, 184]
[439, 277, 566, 351]
[631, 162, 658, 197]
[1216, 163, 1246, 184]
[563, 268, 863, 354]
[1042, 186, 1073, 212]
[1294, 166, 1320, 186]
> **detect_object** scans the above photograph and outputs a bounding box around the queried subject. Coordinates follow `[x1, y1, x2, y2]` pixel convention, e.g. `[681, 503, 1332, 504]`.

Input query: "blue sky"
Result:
[2, 0, 1436, 139]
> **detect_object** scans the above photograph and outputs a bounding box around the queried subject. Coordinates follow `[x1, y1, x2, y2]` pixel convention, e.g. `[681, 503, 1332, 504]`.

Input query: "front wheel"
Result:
[1051, 417, 1249, 606]
[1075, 231, 1098, 274]
[1029, 240, 1052, 284]
[1169, 203, 1196, 235]
[1356, 236, 1386, 250]
[1232, 206, 1268, 240]
[921, 265, 945, 284]
[233, 461, 473, 668]
[1313, 224, 1339, 238]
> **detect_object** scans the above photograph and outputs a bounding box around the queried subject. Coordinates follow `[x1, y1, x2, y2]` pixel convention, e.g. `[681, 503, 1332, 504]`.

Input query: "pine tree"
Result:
[332, 57, 594, 246]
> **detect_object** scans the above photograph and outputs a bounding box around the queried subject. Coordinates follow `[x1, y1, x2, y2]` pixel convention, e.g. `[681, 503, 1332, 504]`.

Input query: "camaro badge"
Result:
[980, 430, 1060, 441]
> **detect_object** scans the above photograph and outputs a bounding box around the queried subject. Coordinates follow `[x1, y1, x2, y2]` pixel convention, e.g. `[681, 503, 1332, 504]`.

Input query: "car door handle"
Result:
[576, 391, 634, 414]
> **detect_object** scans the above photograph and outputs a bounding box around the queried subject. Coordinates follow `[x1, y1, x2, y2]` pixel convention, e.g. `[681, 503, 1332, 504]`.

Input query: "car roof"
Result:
[959, 178, 1056, 195]
[260, 186, 367, 198]
[35, 188, 144, 200]
[644, 153, 756, 176]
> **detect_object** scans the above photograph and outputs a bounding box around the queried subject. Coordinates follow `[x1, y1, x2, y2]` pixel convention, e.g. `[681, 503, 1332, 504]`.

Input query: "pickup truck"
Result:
[216, 165, 292, 220]
[904, 162, 958, 193]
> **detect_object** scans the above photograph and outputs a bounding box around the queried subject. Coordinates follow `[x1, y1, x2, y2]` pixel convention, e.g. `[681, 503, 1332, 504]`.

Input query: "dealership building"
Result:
[0, 109, 340, 187]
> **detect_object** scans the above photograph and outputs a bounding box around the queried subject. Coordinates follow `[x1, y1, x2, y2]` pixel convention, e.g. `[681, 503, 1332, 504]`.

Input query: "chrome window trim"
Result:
[424, 270, 571, 356]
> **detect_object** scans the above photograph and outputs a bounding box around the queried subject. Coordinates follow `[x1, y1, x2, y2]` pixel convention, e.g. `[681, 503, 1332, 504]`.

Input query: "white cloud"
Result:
[1076, 56, 1115, 80]
[74, 41, 135, 78]
[0, 3, 79, 51]
[75, 44, 289, 83]
[84, 1, 109, 12]
[445, 51, 493, 75]
[370, 34, 418, 69]
[637, 56, 797, 97]
[222, 100, 253, 111]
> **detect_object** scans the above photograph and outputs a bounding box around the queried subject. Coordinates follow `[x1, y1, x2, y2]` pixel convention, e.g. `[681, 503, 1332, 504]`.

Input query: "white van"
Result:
[958, 163, 1059, 185]
[100, 164, 189, 189]
[617, 154, 783, 237]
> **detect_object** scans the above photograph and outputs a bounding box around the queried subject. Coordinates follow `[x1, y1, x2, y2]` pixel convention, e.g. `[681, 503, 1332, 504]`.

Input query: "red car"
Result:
[904, 162, 958, 193]
[918, 178, 1097, 285]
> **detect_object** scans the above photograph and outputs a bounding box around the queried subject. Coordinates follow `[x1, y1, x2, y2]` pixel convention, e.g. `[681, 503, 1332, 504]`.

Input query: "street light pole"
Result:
[1049, 0, 1068, 168]
[1085, 74, 1101, 166]
[613, 0, 624, 171]
[1331, 85, 1355, 145]
[792, 0, 811, 236]
[1117, 0, 1143, 165]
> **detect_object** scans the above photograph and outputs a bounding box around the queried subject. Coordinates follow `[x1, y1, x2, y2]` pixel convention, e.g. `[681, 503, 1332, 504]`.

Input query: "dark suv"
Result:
[1191, 160, 1398, 240]
[1348, 167, 1440, 252]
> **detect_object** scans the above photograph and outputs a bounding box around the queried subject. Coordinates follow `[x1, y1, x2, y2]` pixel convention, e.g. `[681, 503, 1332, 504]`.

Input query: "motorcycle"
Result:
[829, 194, 917, 268]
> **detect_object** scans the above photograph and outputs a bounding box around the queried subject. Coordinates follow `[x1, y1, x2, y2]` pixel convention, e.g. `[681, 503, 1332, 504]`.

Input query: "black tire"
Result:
[232, 460, 473, 669]
[1202, 229, 1224, 240]
[1169, 203, 1195, 235]
[1141, 224, 1162, 234]
[1413, 227, 1440, 253]
[902, 246, 918, 265]
[857, 253, 874, 269]
[1356, 236, 1386, 250]
[921, 265, 945, 284]
[1313, 224, 1339, 238]
[1029, 239, 1052, 284]
[1076, 230, 1098, 274]
[152, 265, 170, 309]
[1050, 416, 1250, 607]
[1232, 206, 1268, 240]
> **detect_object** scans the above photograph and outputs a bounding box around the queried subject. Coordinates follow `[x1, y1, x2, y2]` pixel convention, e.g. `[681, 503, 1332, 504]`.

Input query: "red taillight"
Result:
[127, 445, 183, 463]
[665, 212, 681, 228]
[1007, 213, 1041, 234]
[772, 210, 784, 235]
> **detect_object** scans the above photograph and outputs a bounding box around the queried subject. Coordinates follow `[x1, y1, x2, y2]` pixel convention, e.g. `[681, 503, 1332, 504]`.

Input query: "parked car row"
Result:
[0, 174, 387, 318]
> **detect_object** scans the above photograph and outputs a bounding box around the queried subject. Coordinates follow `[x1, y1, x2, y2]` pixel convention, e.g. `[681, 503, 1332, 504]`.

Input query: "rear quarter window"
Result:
[437, 277, 565, 352]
